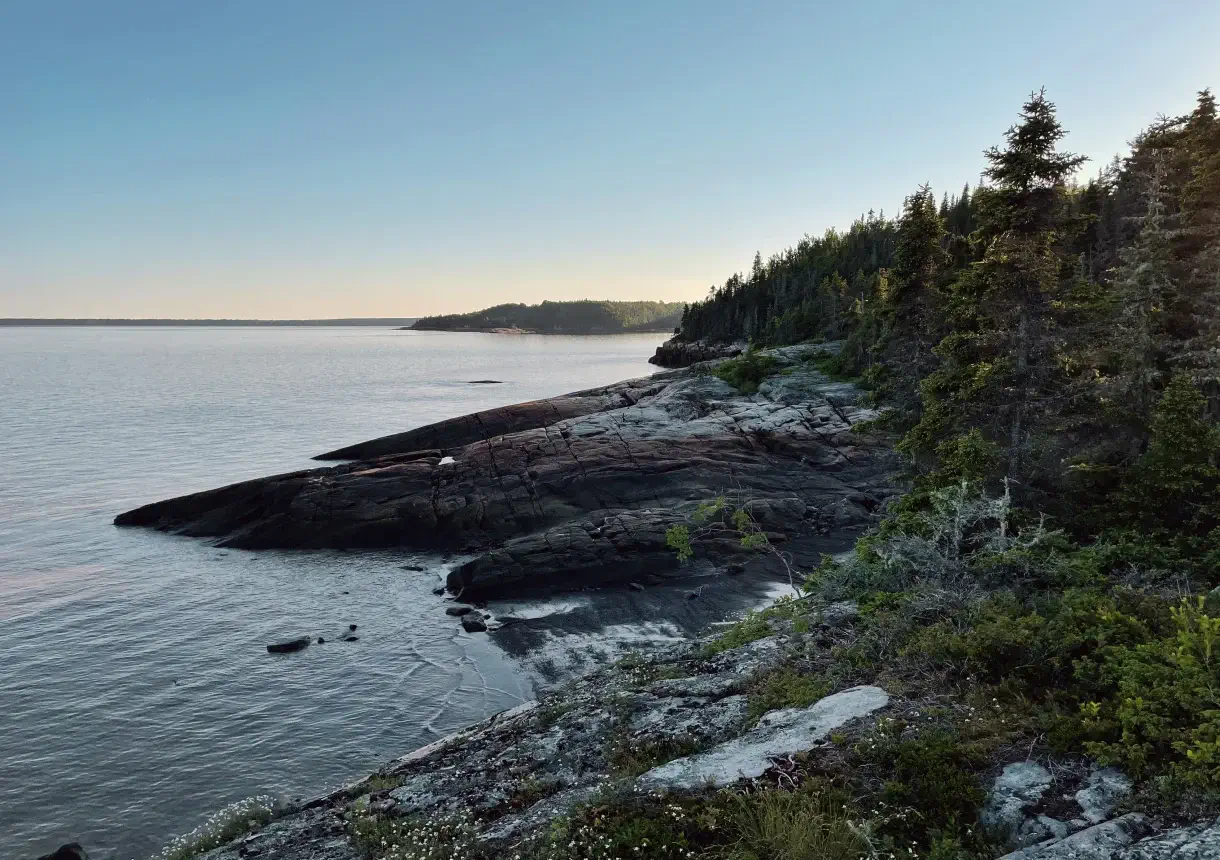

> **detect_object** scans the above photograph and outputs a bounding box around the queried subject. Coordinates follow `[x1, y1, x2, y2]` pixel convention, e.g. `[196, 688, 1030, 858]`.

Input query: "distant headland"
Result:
[407, 300, 685, 335]
[1, 318, 419, 327]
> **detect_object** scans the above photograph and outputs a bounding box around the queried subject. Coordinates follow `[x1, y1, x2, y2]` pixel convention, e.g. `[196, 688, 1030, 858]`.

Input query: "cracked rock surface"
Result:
[115, 345, 897, 599]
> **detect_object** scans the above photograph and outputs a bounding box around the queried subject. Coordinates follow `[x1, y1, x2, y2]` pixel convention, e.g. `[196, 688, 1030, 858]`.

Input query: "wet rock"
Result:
[348, 624, 358, 631]
[1075, 766, 1132, 824]
[982, 762, 1053, 846]
[461, 614, 488, 633]
[468, 380, 503, 384]
[432, 586, 446, 596]
[37, 844, 88, 860]
[998, 813, 1151, 859]
[628, 582, 645, 592]
[445, 605, 475, 616]
[266, 637, 311, 654]
[317, 637, 326, 644]
[637, 685, 889, 789]
[402, 563, 426, 571]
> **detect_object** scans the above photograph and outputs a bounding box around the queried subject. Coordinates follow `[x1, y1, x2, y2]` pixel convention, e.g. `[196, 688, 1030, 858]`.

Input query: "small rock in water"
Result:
[726, 563, 745, 576]
[266, 637, 311, 654]
[446, 605, 474, 616]
[342, 634, 360, 642]
[317, 637, 326, 644]
[432, 586, 446, 596]
[467, 379, 504, 384]
[348, 623, 358, 631]
[628, 582, 645, 592]
[38, 844, 89, 860]
[461, 614, 488, 633]
[686, 591, 699, 600]
[402, 564, 426, 571]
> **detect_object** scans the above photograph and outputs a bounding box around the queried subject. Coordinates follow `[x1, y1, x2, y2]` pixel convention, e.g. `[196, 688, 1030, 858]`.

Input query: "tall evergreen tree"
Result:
[901, 90, 1088, 490]
[880, 184, 947, 415]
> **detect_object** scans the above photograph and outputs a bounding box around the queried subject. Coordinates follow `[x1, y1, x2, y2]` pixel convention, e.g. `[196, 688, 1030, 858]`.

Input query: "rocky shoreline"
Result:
[95, 345, 1220, 860]
[115, 343, 896, 602]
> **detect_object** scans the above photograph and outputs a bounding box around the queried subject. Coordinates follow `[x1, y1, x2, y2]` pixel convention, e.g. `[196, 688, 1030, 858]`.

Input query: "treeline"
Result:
[412, 300, 685, 335]
[681, 88, 1220, 542]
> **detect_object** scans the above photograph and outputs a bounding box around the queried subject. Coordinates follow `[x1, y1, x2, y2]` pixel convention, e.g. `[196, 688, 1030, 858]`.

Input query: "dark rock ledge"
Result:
[115, 344, 898, 600]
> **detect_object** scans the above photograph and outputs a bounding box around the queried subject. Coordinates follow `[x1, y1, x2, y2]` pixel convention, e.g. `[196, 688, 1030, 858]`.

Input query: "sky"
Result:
[2, 1, 1218, 319]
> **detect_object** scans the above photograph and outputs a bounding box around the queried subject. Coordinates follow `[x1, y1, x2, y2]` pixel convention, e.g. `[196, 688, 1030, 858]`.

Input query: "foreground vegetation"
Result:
[411, 299, 686, 334]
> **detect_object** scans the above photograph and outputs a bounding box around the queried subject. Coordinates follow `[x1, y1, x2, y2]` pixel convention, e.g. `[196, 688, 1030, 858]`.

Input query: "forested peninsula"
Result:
[409, 299, 685, 334]
[101, 89, 1220, 860]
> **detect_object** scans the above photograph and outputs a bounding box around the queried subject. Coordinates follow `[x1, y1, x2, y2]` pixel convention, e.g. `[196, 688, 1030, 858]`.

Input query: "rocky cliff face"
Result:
[115, 345, 897, 599]
[648, 337, 745, 368]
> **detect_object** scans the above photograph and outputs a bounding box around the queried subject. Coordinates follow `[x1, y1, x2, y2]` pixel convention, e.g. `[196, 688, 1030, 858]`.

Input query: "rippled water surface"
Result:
[0, 326, 665, 859]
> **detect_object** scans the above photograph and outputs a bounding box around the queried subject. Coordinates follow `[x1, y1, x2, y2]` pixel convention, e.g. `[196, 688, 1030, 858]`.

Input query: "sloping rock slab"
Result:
[636, 685, 889, 790]
[115, 363, 894, 554]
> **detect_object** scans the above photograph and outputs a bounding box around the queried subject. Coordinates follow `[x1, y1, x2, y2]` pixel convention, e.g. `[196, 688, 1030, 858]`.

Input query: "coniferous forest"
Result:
[677, 88, 1220, 538]
[659, 88, 1220, 831]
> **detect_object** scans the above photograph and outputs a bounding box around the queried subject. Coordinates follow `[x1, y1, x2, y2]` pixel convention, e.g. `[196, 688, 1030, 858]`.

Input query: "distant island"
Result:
[408, 300, 685, 335]
[1, 318, 419, 327]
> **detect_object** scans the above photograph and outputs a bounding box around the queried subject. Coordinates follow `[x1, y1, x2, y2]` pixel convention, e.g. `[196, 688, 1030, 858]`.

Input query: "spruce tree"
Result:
[901, 90, 1087, 491]
[880, 184, 947, 415]
[1109, 151, 1180, 420]
[1177, 90, 1220, 407]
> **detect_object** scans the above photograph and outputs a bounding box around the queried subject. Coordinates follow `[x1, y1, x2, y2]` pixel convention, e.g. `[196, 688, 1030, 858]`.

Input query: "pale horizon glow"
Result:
[2, 1, 1218, 319]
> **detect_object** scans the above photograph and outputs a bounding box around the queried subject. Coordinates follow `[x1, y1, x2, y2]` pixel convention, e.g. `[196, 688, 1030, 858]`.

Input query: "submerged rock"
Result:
[461, 614, 488, 633]
[266, 637, 311, 654]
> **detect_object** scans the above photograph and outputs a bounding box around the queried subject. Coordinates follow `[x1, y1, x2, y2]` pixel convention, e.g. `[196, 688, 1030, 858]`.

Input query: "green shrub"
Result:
[606, 734, 701, 779]
[747, 667, 832, 721]
[855, 726, 985, 847]
[714, 345, 777, 393]
[702, 612, 773, 656]
[1079, 598, 1220, 787]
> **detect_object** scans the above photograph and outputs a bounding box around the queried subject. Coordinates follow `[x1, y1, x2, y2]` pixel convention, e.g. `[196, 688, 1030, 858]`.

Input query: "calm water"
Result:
[0, 326, 665, 859]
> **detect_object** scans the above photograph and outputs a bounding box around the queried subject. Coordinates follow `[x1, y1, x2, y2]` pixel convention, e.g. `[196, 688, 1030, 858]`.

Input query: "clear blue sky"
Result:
[2, 1, 1217, 318]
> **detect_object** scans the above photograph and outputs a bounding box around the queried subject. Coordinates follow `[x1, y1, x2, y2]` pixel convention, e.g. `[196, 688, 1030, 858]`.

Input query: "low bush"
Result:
[714, 345, 777, 393]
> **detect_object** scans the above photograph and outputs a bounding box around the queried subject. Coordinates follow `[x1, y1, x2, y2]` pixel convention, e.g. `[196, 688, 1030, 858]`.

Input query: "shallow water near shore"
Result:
[0, 326, 666, 859]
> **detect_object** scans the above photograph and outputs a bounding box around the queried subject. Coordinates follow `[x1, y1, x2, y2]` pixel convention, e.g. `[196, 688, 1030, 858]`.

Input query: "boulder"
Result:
[1075, 766, 1132, 824]
[461, 615, 488, 633]
[445, 605, 474, 617]
[982, 761, 1054, 846]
